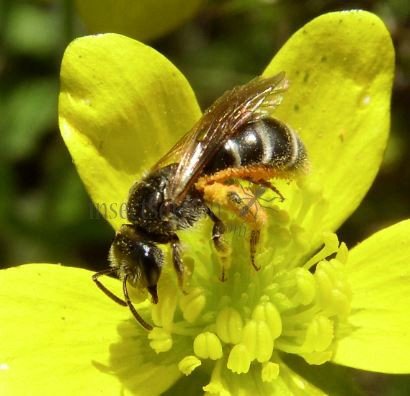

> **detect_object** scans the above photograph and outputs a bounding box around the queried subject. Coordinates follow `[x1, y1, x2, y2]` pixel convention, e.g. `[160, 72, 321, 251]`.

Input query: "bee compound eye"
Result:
[134, 242, 164, 291]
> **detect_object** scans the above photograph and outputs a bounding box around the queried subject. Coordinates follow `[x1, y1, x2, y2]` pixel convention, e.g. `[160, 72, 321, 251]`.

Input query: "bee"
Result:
[93, 72, 308, 330]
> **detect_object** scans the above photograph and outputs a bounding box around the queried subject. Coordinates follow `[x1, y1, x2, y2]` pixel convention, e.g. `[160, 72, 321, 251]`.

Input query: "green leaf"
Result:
[0, 78, 58, 161]
[332, 220, 410, 373]
[4, 3, 61, 57]
[75, 0, 203, 41]
[264, 11, 394, 240]
[0, 264, 181, 395]
[59, 33, 201, 230]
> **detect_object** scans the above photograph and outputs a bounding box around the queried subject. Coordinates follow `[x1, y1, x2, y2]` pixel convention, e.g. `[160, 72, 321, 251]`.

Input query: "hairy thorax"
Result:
[127, 164, 207, 236]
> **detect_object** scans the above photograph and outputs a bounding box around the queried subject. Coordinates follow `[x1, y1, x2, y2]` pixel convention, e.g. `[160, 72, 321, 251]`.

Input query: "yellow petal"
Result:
[332, 220, 410, 373]
[0, 264, 181, 394]
[59, 33, 201, 229]
[264, 11, 394, 237]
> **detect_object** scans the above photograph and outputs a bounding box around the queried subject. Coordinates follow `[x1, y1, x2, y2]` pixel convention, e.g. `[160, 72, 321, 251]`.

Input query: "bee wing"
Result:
[151, 121, 199, 172]
[154, 72, 289, 202]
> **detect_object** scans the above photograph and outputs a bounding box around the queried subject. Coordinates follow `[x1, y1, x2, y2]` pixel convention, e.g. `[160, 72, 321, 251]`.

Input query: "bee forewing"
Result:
[156, 72, 289, 202]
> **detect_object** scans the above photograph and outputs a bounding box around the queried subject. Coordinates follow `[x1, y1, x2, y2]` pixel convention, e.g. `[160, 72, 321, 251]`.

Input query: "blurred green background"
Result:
[0, 0, 409, 394]
[1, 0, 409, 270]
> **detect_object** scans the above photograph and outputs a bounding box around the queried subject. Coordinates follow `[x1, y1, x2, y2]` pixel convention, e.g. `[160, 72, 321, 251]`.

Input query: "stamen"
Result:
[242, 320, 274, 363]
[315, 259, 351, 317]
[151, 275, 178, 329]
[290, 224, 310, 255]
[294, 268, 316, 305]
[227, 344, 251, 373]
[251, 300, 282, 339]
[178, 355, 201, 376]
[179, 287, 206, 323]
[296, 179, 329, 225]
[302, 315, 334, 352]
[203, 360, 229, 395]
[261, 362, 280, 382]
[216, 307, 243, 344]
[142, 180, 352, 385]
[336, 242, 349, 263]
[193, 332, 223, 360]
[148, 328, 173, 353]
[303, 233, 339, 270]
[301, 350, 333, 365]
[274, 268, 316, 306]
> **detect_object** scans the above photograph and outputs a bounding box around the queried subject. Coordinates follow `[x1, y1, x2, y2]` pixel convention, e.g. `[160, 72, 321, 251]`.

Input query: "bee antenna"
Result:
[123, 275, 154, 331]
[92, 268, 127, 307]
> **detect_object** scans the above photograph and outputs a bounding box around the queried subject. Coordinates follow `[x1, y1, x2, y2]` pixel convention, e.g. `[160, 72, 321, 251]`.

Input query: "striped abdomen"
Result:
[204, 118, 307, 175]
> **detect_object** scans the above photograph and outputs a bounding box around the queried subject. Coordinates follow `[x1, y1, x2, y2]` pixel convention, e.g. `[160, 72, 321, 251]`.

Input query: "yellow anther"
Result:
[252, 301, 282, 339]
[203, 360, 230, 396]
[148, 328, 173, 353]
[303, 316, 334, 352]
[193, 332, 223, 360]
[179, 287, 206, 323]
[315, 262, 333, 306]
[242, 320, 274, 363]
[216, 307, 243, 344]
[302, 350, 333, 365]
[227, 344, 251, 374]
[261, 362, 280, 382]
[178, 355, 201, 376]
[294, 268, 316, 305]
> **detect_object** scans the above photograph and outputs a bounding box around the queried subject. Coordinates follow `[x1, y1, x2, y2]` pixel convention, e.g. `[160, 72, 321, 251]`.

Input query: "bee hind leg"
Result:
[243, 177, 285, 201]
[206, 207, 231, 281]
[225, 187, 265, 272]
[201, 182, 266, 277]
[250, 229, 261, 271]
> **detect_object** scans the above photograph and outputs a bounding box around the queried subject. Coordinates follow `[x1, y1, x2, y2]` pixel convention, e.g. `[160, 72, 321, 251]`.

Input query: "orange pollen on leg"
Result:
[196, 165, 288, 191]
[199, 182, 267, 228]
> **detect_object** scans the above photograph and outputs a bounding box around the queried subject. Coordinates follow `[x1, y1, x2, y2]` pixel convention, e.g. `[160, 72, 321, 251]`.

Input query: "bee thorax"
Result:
[127, 164, 207, 235]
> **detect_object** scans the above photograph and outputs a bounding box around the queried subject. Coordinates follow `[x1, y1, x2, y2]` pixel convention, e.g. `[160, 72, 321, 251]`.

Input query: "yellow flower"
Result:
[1, 11, 409, 396]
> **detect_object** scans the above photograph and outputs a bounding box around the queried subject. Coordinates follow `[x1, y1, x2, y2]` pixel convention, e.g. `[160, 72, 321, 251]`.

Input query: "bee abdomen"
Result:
[204, 118, 306, 174]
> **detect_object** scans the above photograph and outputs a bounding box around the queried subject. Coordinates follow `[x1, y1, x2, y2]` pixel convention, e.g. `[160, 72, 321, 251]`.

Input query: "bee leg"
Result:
[243, 177, 285, 201]
[92, 268, 127, 307]
[206, 207, 231, 281]
[250, 229, 261, 271]
[227, 190, 255, 219]
[169, 234, 186, 293]
[226, 188, 264, 271]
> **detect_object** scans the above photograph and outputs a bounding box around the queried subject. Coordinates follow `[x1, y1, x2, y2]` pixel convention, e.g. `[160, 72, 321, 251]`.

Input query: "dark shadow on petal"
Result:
[92, 318, 185, 395]
[162, 369, 209, 396]
[283, 354, 365, 396]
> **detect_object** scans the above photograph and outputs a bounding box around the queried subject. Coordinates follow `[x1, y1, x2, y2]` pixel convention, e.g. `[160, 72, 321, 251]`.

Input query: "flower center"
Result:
[145, 180, 352, 384]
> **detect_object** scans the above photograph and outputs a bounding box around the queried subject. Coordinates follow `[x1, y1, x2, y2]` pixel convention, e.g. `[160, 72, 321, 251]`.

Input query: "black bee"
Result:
[93, 72, 308, 330]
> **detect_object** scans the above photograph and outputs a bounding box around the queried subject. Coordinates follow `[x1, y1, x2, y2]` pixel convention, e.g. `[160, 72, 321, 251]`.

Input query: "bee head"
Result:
[109, 224, 164, 303]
